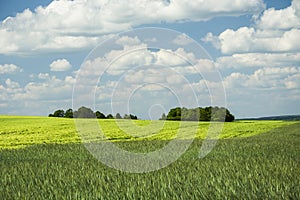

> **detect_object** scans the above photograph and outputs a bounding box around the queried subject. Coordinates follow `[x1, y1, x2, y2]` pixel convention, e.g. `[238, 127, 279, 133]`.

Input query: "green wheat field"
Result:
[0, 116, 299, 199]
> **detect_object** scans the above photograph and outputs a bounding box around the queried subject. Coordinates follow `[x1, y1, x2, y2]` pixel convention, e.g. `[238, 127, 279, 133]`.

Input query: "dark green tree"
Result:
[106, 114, 114, 119]
[123, 114, 130, 119]
[225, 109, 235, 122]
[74, 106, 95, 118]
[95, 111, 106, 119]
[130, 114, 138, 120]
[166, 107, 181, 120]
[64, 108, 73, 118]
[199, 108, 209, 121]
[115, 113, 122, 119]
[53, 109, 65, 118]
[166, 106, 234, 122]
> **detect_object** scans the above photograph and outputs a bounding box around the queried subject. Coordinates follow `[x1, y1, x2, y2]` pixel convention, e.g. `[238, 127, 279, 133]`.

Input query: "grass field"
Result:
[0, 116, 299, 199]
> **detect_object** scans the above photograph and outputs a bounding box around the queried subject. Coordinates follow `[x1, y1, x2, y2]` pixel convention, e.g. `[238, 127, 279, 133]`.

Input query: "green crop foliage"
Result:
[0, 116, 81, 149]
[0, 116, 295, 149]
[0, 116, 299, 199]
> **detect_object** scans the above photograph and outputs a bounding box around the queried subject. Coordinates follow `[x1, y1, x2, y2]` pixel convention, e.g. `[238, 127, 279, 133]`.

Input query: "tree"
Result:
[123, 114, 130, 119]
[64, 108, 73, 118]
[187, 108, 199, 121]
[225, 109, 235, 122]
[106, 114, 114, 119]
[199, 108, 209, 121]
[166, 106, 235, 122]
[74, 106, 95, 118]
[181, 107, 189, 121]
[115, 113, 122, 119]
[123, 114, 137, 119]
[48, 107, 141, 121]
[130, 114, 137, 120]
[211, 107, 225, 121]
[166, 107, 181, 120]
[53, 109, 65, 118]
[95, 111, 106, 119]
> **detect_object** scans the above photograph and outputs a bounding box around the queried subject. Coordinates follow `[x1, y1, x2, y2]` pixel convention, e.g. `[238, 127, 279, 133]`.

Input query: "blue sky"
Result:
[0, 0, 299, 119]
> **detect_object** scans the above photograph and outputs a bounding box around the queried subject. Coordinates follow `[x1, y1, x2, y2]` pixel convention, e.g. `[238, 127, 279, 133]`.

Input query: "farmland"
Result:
[0, 116, 299, 199]
[0, 116, 294, 149]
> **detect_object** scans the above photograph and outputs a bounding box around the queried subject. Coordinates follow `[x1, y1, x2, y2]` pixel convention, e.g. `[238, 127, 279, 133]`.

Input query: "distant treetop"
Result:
[164, 106, 234, 122]
[48, 106, 138, 120]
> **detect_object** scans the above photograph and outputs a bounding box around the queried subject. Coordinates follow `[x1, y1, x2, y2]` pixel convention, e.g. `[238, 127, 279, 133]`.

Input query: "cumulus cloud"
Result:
[73, 34, 224, 115]
[81, 41, 212, 77]
[221, 66, 300, 117]
[50, 59, 72, 71]
[0, 79, 23, 102]
[115, 36, 141, 47]
[183, 65, 300, 117]
[5, 78, 20, 89]
[38, 73, 50, 80]
[223, 66, 300, 89]
[216, 53, 300, 69]
[78, 34, 212, 80]
[285, 73, 300, 89]
[20, 75, 75, 100]
[205, 27, 300, 54]
[203, 0, 300, 54]
[256, 1, 300, 30]
[74, 34, 222, 113]
[0, 74, 77, 115]
[200, 1, 300, 117]
[0, 64, 23, 74]
[15, 75, 73, 100]
[0, 0, 265, 55]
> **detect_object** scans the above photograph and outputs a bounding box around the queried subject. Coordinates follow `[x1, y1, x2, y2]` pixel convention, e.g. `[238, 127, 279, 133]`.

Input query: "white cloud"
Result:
[223, 66, 300, 89]
[221, 66, 300, 118]
[76, 37, 220, 113]
[0, 0, 265, 55]
[115, 36, 141, 47]
[216, 53, 300, 69]
[15, 75, 75, 101]
[123, 67, 186, 85]
[202, 32, 220, 48]
[0, 64, 23, 74]
[205, 27, 300, 54]
[0, 79, 23, 101]
[107, 48, 153, 75]
[185, 65, 300, 117]
[285, 73, 300, 89]
[5, 78, 20, 89]
[0, 74, 76, 116]
[79, 36, 213, 79]
[200, 1, 300, 117]
[74, 36, 220, 113]
[156, 48, 191, 67]
[50, 59, 72, 71]
[172, 34, 193, 45]
[140, 84, 165, 91]
[38, 73, 50, 80]
[203, 0, 300, 54]
[256, 1, 300, 30]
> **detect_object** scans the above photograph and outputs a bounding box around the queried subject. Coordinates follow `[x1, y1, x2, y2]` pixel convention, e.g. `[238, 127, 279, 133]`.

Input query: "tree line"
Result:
[48, 106, 138, 120]
[162, 106, 235, 122]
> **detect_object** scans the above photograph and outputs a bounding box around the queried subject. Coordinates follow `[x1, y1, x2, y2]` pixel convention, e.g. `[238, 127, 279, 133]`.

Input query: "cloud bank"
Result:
[0, 0, 265, 55]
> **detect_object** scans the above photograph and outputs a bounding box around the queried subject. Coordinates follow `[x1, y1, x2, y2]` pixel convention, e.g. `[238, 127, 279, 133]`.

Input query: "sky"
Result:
[0, 0, 299, 119]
